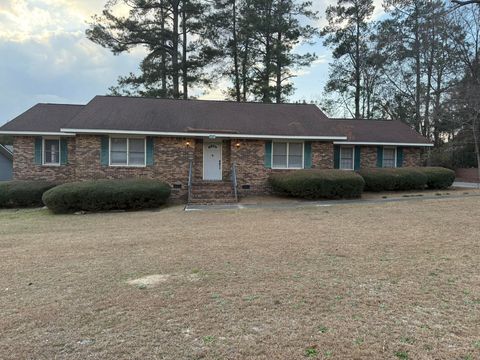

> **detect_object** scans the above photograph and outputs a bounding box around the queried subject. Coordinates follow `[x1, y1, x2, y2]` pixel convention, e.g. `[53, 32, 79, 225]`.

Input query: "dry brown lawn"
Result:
[0, 197, 480, 359]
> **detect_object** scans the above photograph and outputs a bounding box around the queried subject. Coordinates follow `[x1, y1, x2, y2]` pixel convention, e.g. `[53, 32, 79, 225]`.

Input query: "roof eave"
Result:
[0, 131, 76, 136]
[60, 128, 348, 141]
[333, 141, 433, 147]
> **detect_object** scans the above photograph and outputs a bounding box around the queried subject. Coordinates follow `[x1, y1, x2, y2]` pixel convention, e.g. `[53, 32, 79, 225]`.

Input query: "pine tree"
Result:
[321, 0, 375, 118]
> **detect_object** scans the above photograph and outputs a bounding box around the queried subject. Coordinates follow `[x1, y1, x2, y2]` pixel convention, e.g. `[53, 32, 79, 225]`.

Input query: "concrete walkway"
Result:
[185, 192, 480, 211]
[453, 181, 480, 189]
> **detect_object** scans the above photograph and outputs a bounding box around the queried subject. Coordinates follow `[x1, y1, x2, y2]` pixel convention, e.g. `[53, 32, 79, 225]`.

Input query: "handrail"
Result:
[231, 162, 238, 202]
[187, 159, 193, 203]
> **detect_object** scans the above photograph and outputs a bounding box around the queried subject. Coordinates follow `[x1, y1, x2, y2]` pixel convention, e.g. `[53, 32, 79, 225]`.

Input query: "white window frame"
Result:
[271, 141, 304, 170]
[42, 137, 61, 166]
[383, 146, 397, 168]
[339, 146, 355, 170]
[109, 136, 147, 167]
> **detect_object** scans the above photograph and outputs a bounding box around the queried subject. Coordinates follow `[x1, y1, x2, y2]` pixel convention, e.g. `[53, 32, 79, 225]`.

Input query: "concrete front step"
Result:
[189, 195, 237, 204]
[189, 181, 237, 204]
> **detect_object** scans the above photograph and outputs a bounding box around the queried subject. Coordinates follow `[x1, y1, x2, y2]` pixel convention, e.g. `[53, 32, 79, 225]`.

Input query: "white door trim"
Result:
[203, 140, 223, 180]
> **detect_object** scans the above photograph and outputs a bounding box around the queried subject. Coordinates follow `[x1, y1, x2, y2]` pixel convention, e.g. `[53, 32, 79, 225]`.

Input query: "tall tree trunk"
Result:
[423, 9, 436, 138]
[432, 73, 442, 146]
[232, 0, 241, 102]
[355, 17, 361, 119]
[241, 38, 249, 102]
[366, 77, 371, 119]
[275, 30, 282, 103]
[160, 3, 167, 96]
[172, 0, 180, 99]
[414, 0, 422, 133]
[262, 0, 273, 103]
[182, 1, 188, 99]
[472, 114, 480, 186]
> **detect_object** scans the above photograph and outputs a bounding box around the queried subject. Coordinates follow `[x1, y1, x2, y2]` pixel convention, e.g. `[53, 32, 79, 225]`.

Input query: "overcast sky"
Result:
[0, 0, 383, 125]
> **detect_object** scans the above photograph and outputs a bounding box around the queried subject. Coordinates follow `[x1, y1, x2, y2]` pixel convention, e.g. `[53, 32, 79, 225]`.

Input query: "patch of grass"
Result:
[203, 336, 215, 344]
[324, 350, 333, 357]
[354, 337, 364, 345]
[474, 340, 480, 349]
[317, 325, 328, 333]
[400, 336, 415, 345]
[304, 346, 318, 357]
[395, 351, 409, 359]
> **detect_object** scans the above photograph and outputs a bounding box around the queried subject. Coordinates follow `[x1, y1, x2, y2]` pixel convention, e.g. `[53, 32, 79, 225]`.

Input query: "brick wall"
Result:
[360, 146, 377, 168]
[403, 147, 424, 167]
[12, 136, 426, 201]
[13, 136, 75, 182]
[455, 168, 479, 182]
[312, 142, 334, 169]
[231, 140, 335, 196]
[75, 136, 194, 200]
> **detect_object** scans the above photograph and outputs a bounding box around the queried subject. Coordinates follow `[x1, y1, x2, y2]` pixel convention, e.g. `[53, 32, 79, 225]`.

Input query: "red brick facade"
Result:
[12, 136, 425, 201]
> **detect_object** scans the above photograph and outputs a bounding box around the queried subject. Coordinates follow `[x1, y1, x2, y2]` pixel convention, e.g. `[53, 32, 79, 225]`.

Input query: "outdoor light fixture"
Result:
[235, 141, 241, 148]
[185, 140, 190, 147]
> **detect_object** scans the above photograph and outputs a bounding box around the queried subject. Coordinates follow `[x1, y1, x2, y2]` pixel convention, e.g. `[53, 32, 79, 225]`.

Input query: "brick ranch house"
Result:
[0, 96, 432, 203]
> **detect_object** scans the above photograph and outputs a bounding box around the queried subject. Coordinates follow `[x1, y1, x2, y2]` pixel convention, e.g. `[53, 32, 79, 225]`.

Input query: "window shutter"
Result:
[34, 137, 42, 165]
[60, 139, 68, 165]
[354, 146, 361, 170]
[100, 136, 109, 166]
[146, 137, 154, 166]
[396, 147, 404, 167]
[304, 142, 312, 168]
[333, 145, 340, 169]
[376, 146, 383, 168]
[264, 141, 272, 168]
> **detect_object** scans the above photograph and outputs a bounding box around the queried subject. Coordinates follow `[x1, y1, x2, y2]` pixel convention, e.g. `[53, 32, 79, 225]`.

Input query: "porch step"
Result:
[189, 181, 238, 204]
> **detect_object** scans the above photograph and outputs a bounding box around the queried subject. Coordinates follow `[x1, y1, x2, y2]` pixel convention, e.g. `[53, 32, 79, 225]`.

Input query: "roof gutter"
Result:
[0, 131, 75, 137]
[333, 141, 434, 147]
[60, 128, 348, 141]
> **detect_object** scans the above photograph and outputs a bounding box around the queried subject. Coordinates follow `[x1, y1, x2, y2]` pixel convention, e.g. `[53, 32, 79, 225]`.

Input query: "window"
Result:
[272, 142, 303, 169]
[340, 146, 354, 170]
[43, 138, 60, 165]
[110, 137, 146, 166]
[383, 147, 396, 168]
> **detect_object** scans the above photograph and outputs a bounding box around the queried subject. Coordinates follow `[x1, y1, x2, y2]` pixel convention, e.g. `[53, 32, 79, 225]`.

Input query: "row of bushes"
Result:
[0, 179, 171, 213]
[270, 170, 365, 199]
[269, 167, 455, 199]
[0, 167, 455, 212]
[359, 167, 455, 192]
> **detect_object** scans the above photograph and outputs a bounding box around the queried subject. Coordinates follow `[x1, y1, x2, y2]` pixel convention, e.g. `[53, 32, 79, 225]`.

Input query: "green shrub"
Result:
[0, 181, 57, 208]
[42, 179, 171, 214]
[269, 169, 365, 199]
[358, 168, 428, 192]
[418, 167, 455, 189]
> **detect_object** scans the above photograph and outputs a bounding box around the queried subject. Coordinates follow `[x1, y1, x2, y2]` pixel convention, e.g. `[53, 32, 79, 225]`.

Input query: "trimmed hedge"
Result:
[0, 181, 57, 208]
[42, 179, 171, 214]
[419, 167, 455, 189]
[269, 169, 365, 199]
[358, 168, 428, 192]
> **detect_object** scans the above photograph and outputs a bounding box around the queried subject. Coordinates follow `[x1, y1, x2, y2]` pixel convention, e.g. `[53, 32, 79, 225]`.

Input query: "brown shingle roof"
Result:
[62, 96, 342, 138]
[0, 103, 84, 133]
[328, 118, 431, 145]
[0, 96, 431, 145]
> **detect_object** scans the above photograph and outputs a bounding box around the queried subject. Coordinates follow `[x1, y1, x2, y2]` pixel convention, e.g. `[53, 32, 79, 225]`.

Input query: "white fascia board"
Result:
[0, 131, 75, 136]
[60, 128, 348, 141]
[333, 141, 434, 147]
